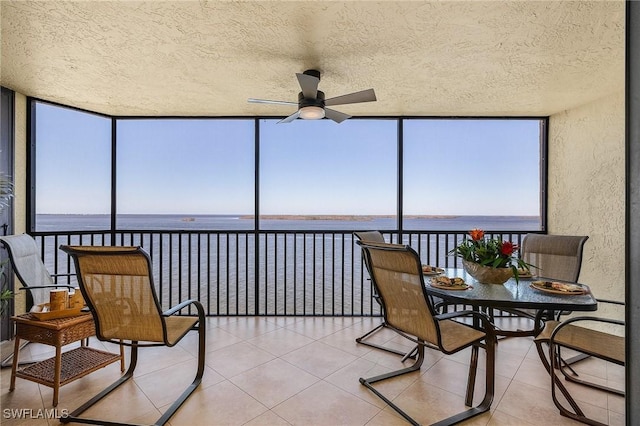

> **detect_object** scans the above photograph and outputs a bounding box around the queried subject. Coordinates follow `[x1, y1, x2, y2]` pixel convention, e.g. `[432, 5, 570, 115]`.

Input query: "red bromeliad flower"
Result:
[469, 229, 484, 241]
[500, 241, 516, 256]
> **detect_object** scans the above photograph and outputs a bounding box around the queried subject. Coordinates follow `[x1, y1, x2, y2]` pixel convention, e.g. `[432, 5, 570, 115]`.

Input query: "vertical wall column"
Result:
[626, 1, 639, 424]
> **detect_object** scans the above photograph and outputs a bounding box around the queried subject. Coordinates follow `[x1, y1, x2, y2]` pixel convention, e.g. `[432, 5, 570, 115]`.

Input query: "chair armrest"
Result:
[435, 309, 496, 333]
[18, 284, 75, 291]
[551, 315, 624, 337]
[550, 315, 625, 365]
[163, 299, 203, 317]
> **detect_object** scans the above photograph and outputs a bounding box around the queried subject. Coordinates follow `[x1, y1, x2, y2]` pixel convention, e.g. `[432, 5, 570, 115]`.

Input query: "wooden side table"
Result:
[10, 313, 124, 406]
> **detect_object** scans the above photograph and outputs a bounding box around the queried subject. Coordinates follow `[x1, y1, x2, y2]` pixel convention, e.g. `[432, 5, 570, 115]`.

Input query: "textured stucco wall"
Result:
[14, 92, 26, 235]
[548, 91, 625, 312]
[12, 92, 27, 314]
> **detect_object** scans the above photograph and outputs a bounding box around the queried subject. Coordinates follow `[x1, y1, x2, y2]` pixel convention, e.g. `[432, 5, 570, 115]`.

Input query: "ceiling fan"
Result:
[248, 69, 377, 124]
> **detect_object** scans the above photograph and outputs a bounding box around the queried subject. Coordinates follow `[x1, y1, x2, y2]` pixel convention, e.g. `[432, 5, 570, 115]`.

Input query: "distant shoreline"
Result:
[241, 215, 461, 221]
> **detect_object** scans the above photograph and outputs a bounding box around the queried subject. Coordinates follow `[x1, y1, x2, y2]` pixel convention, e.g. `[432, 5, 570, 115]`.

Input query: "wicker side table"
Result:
[10, 313, 124, 406]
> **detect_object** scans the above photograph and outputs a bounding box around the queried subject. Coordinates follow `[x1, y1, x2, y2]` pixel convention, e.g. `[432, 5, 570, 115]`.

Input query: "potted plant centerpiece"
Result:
[449, 229, 531, 284]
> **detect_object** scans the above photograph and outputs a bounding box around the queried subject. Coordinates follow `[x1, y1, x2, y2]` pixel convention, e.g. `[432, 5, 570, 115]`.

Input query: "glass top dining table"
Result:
[424, 268, 598, 336]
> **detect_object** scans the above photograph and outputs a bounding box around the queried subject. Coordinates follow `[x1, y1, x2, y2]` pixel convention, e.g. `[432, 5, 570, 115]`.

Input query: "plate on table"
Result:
[429, 276, 471, 290]
[422, 265, 444, 276]
[516, 268, 533, 278]
[530, 280, 588, 295]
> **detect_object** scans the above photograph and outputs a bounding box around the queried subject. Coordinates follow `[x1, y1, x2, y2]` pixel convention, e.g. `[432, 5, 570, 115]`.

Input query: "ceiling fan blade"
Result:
[324, 108, 351, 124]
[325, 89, 376, 106]
[278, 110, 301, 124]
[296, 73, 319, 99]
[248, 98, 297, 106]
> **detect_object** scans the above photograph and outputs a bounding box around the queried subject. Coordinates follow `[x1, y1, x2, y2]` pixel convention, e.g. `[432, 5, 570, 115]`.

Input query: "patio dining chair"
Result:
[521, 233, 589, 283]
[490, 233, 589, 337]
[534, 299, 624, 425]
[357, 241, 496, 426]
[59, 245, 206, 426]
[0, 234, 77, 367]
[353, 231, 414, 357]
[0, 233, 76, 310]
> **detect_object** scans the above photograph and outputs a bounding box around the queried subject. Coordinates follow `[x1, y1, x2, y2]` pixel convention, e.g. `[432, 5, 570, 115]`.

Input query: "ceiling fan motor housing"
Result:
[298, 90, 325, 108]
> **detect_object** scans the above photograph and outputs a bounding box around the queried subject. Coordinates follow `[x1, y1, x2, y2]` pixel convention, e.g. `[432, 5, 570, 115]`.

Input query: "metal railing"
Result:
[33, 230, 531, 317]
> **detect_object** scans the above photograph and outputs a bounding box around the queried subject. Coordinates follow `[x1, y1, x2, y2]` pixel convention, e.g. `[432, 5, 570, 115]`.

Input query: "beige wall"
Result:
[10, 92, 27, 314]
[548, 91, 625, 313]
[14, 93, 26, 235]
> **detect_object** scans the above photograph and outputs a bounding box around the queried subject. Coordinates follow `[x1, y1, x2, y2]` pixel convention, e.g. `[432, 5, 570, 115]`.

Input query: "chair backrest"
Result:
[353, 231, 386, 243]
[60, 245, 167, 343]
[357, 241, 439, 346]
[521, 234, 589, 282]
[0, 233, 54, 306]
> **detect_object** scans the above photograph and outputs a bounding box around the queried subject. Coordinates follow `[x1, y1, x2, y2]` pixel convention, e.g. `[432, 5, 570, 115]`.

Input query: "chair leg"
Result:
[154, 320, 206, 426]
[356, 320, 418, 359]
[465, 346, 479, 406]
[534, 340, 588, 420]
[432, 340, 495, 426]
[360, 338, 494, 426]
[359, 343, 426, 426]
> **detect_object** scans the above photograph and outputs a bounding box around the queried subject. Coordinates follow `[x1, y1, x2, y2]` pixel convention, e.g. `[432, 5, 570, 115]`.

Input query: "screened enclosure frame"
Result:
[25, 97, 548, 235]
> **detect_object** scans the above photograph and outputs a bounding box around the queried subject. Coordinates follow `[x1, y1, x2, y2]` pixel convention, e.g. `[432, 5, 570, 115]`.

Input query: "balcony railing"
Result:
[32, 230, 531, 317]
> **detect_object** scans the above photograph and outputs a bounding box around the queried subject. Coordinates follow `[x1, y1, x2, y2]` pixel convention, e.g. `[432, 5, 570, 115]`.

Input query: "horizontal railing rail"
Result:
[31, 230, 533, 317]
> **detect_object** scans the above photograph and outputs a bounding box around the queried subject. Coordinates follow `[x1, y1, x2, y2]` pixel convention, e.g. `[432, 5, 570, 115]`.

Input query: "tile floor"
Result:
[0, 316, 625, 425]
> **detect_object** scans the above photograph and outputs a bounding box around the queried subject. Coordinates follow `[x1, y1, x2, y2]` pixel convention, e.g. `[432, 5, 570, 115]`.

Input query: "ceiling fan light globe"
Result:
[299, 106, 325, 120]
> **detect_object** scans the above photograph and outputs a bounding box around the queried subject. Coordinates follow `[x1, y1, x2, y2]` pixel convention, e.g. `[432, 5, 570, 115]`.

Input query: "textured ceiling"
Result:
[0, 1, 625, 118]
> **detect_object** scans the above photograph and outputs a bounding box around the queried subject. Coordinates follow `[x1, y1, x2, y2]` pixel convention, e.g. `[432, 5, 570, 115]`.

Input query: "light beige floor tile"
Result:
[179, 325, 243, 355]
[229, 358, 318, 408]
[386, 378, 481, 425]
[485, 409, 537, 425]
[77, 379, 159, 424]
[325, 357, 419, 408]
[272, 380, 379, 426]
[217, 317, 279, 340]
[281, 341, 358, 378]
[512, 356, 552, 391]
[127, 343, 195, 377]
[318, 325, 377, 357]
[498, 379, 602, 425]
[243, 410, 292, 426]
[0, 316, 625, 426]
[419, 356, 511, 408]
[134, 358, 224, 407]
[165, 380, 268, 426]
[247, 327, 315, 357]
[205, 341, 275, 378]
[283, 317, 353, 339]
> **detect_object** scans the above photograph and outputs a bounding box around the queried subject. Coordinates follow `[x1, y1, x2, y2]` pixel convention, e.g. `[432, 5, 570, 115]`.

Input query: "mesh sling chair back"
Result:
[0, 233, 75, 309]
[353, 231, 417, 357]
[0, 234, 78, 367]
[357, 241, 496, 426]
[59, 245, 206, 426]
[521, 233, 589, 282]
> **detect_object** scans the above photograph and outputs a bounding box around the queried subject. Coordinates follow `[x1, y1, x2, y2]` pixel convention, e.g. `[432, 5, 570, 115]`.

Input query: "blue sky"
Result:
[35, 102, 541, 217]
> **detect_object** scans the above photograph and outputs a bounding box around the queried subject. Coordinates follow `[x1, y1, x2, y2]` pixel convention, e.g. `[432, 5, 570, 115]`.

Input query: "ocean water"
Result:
[36, 214, 539, 316]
